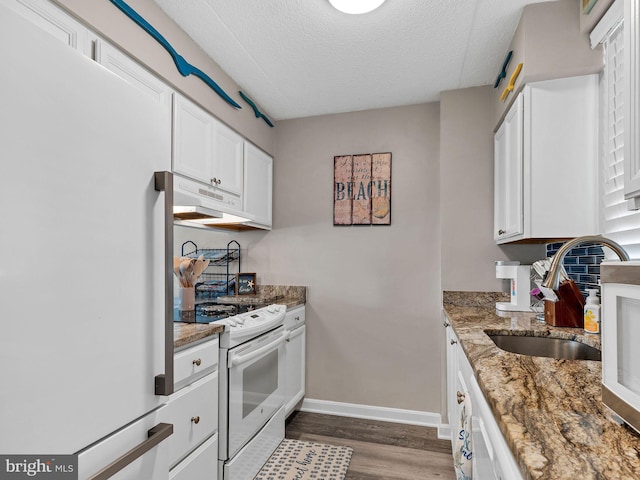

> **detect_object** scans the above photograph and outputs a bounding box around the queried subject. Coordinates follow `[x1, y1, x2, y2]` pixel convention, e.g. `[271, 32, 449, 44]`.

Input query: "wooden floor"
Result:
[285, 411, 456, 480]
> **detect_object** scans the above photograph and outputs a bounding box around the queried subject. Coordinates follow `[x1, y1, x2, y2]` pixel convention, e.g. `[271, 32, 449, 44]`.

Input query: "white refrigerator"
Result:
[0, 4, 175, 478]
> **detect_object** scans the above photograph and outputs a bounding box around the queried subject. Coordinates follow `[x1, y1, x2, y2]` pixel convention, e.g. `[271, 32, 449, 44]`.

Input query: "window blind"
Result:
[599, 20, 640, 258]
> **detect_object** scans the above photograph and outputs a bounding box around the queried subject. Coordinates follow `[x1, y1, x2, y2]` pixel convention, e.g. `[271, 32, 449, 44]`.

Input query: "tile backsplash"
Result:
[546, 242, 604, 296]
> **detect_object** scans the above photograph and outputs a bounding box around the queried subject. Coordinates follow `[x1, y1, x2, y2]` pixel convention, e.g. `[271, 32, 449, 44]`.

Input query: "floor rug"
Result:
[254, 438, 354, 480]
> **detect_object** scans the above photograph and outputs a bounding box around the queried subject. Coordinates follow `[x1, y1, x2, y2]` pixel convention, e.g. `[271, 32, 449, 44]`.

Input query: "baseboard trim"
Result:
[300, 398, 443, 428]
[437, 424, 452, 441]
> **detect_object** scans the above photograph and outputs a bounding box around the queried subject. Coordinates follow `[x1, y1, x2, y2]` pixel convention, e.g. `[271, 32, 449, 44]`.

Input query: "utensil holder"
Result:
[544, 280, 585, 328]
[178, 286, 195, 312]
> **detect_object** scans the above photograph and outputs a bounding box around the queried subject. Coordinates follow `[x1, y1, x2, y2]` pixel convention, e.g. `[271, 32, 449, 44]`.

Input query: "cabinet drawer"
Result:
[163, 372, 218, 469]
[169, 433, 218, 480]
[77, 405, 170, 480]
[284, 305, 305, 329]
[174, 337, 219, 389]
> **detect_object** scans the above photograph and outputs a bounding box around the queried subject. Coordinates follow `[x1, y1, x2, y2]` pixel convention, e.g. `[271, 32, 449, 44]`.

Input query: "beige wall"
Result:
[269, 104, 441, 411]
[54, 0, 275, 154]
[440, 86, 544, 292]
[204, 104, 442, 412]
[493, 0, 603, 127]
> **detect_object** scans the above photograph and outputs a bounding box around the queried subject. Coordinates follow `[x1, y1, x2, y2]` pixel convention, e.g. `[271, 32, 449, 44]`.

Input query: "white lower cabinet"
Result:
[444, 319, 523, 480]
[77, 405, 170, 480]
[165, 336, 220, 480]
[169, 434, 218, 480]
[284, 306, 306, 416]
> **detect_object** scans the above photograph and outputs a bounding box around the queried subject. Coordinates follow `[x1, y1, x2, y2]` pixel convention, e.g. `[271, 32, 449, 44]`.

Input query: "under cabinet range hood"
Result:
[173, 175, 256, 230]
[173, 192, 224, 221]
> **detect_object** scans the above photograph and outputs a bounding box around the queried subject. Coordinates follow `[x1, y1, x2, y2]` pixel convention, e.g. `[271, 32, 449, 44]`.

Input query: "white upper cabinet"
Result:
[244, 142, 273, 228]
[494, 75, 599, 244]
[494, 94, 524, 242]
[172, 93, 245, 203]
[173, 93, 216, 185]
[213, 121, 244, 197]
[1, 0, 90, 55]
[95, 39, 172, 112]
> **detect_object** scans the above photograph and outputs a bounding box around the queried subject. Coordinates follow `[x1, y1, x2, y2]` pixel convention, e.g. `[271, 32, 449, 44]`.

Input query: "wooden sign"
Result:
[334, 152, 391, 225]
[236, 273, 256, 295]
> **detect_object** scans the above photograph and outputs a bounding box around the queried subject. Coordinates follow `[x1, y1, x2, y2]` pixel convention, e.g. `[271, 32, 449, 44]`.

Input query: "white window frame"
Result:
[624, 0, 640, 201]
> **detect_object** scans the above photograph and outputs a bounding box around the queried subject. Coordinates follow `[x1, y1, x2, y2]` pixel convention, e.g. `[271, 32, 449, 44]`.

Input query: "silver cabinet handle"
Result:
[191, 416, 200, 424]
[154, 171, 174, 396]
[450, 339, 458, 345]
[457, 391, 466, 404]
[498, 229, 506, 235]
[88, 423, 173, 480]
[210, 177, 221, 186]
[443, 321, 450, 328]
[193, 358, 202, 367]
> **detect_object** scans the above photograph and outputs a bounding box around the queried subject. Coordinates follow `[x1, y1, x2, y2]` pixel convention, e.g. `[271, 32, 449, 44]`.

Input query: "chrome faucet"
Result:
[541, 236, 630, 291]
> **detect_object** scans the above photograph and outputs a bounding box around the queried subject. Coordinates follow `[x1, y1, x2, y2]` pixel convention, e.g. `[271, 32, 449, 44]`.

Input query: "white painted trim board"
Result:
[300, 398, 448, 439]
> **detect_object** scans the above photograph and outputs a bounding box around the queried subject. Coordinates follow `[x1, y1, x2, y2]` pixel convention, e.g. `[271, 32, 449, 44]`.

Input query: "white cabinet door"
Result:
[95, 39, 172, 113]
[244, 142, 273, 227]
[213, 120, 244, 196]
[0, 0, 91, 55]
[173, 93, 215, 185]
[444, 318, 459, 447]
[494, 94, 524, 242]
[162, 371, 218, 469]
[285, 325, 306, 416]
[77, 406, 170, 480]
[169, 434, 218, 480]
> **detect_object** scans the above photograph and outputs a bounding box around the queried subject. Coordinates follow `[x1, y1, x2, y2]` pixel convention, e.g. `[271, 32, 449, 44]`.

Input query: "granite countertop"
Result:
[174, 285, 306, 349]
[443, 291, 640, 480]
[215, 285, 306, 309]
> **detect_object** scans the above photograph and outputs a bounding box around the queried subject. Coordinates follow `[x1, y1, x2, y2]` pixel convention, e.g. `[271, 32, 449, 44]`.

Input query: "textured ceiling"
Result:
[153, 0, 556, 121]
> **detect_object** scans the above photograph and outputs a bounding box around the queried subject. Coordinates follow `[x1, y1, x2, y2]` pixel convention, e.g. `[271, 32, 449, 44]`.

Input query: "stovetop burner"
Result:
[174, 302, 236, 324]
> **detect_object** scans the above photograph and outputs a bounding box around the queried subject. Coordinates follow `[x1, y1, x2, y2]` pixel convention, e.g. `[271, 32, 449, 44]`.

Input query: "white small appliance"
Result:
[496, 261, 532, 311]
[601, 261, 640, 434]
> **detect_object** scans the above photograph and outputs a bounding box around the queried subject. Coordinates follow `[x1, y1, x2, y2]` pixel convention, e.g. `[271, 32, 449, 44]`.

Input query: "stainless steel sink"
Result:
[487, 334, 601, 361]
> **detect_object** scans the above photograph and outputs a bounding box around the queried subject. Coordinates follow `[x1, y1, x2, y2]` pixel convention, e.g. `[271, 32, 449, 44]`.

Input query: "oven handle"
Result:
[228, 331, 290, 368]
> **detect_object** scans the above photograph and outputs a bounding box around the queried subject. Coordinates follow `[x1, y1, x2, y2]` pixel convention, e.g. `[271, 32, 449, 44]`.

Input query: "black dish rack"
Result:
[176, 240, 240, 323]
[182, 239, 240, 298]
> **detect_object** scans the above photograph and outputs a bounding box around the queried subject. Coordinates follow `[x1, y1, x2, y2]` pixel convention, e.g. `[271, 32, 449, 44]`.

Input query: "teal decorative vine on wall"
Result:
[239, 91, 274, 127]
[109, 0, 242, 110]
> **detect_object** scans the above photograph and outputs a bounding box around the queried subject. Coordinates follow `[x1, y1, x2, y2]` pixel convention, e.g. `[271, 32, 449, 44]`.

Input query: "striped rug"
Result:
[254, 439, 353, 480]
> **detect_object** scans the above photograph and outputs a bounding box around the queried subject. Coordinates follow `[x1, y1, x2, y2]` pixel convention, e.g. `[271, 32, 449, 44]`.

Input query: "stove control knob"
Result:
[236, 316, 245, 325]
[227, 318, 237, 327]
[266, 305, 276, 314]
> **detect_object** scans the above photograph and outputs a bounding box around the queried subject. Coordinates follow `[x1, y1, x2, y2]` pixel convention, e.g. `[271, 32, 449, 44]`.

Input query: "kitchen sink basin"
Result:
[487, 334, 601, 361]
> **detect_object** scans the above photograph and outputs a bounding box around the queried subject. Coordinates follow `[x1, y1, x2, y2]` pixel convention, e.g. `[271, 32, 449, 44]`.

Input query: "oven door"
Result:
[226, 326, 287, 459]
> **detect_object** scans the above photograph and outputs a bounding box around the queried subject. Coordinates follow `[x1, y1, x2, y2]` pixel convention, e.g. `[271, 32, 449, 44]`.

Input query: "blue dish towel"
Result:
[453, 393, 473, 480]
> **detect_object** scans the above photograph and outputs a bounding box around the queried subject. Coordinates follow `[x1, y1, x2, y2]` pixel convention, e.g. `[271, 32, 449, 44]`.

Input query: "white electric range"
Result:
[214, 304, 288, 480]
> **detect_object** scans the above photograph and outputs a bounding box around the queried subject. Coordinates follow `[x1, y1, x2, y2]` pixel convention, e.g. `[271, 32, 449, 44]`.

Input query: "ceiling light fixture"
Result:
[328, 0, 386, 15]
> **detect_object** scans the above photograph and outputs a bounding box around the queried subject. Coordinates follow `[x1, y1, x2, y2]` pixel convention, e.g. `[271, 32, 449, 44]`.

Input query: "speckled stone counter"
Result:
[174, 322, 224, 349]
[174, 285, 306, 349]
[216, 285, 306, 309]
[443, 291, 640, 480]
